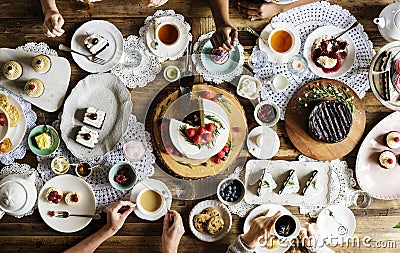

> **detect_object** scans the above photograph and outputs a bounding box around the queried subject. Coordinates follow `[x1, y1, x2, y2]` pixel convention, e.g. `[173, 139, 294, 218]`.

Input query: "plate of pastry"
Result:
[71, 20, 124, 73]
[60, 73, 132, 159]
[38, 174, 96, 233]
[189, 200, 232, 242]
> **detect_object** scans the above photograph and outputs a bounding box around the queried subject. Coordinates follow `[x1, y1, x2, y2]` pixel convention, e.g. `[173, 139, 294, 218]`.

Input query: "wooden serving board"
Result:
[285, 78, 366, 161]
[0, 48, 71, 112]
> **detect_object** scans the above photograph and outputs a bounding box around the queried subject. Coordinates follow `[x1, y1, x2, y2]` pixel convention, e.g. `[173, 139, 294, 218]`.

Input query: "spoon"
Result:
[247, 27, 267, 45]
[325, 209, 348, 236]
[332, 21, 359, 40]
[151, 18, 159, 50]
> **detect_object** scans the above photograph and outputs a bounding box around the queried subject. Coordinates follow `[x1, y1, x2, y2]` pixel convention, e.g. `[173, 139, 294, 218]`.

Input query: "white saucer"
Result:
[244, 204, 291, 253]
[247, 126, 280, 159]
[258, 22, 301, 64]
[130, 178, 172, 221]
[145, 16, 190, 59]
[317, 204, 356, 245]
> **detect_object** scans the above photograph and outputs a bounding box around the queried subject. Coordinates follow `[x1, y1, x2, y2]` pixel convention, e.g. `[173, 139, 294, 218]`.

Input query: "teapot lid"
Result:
[0, 181, 27, 212]
[395, 11, 400, 30]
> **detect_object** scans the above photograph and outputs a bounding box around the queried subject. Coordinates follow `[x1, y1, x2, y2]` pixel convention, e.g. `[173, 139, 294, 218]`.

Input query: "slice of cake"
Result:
[76, 126, 99, 148]
[83, 107, 106, 129]
[84, 33, 109, 55]
[302, 170, 321, 196]
[257, 169, 277, 196]
[65, 192, 80, 205]
[278, 169, 300, 195]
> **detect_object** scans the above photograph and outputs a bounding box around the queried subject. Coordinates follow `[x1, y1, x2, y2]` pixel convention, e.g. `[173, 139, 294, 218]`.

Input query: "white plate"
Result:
[317, 204, 356, 245]
[247, 126, 280, 159]
[303, 25, 356, 78]
[258, 22, 301, 64]
[38, 174, 96, 233]
[71, 20, 124, 73]
[60, 73, 132, 159]
[145, 16, 190, 59]
[188, 200, 232, 242]
[129, 179, 172, 221]
[243, 204, 291, 253]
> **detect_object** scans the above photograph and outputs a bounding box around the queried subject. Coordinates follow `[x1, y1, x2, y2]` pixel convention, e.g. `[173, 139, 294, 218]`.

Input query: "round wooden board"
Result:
[147, 83, 247, 179]
[285, 78, 366, 161]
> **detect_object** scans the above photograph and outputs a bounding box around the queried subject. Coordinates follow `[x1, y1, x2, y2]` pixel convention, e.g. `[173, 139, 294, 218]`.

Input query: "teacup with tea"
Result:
[268, 28, 295, 55]
[136, 188, 166, 215]
[271, 214, 301, 241]
[156, 23, 180, 46]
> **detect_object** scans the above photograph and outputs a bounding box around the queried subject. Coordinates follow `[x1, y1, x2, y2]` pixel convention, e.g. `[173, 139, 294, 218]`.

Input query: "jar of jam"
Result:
[254, 101, 280, 127]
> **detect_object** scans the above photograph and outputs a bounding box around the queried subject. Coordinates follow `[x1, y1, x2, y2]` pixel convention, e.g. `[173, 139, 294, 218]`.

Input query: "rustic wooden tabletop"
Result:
[0, 0, 399, 252]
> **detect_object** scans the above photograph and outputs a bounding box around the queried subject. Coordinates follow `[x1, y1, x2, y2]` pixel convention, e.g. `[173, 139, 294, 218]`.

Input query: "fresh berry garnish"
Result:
[72, 194, 79, 202]
[217, 150, 226, 158]
[48, 195, 54, 201]
[7, 66, 12, 71]
[160, 122, 169, 133]
[92, 38, 99, 45]
[203, 91, 211, 99]
[0, 121, 6, 126]
[233, 127, 240, 132]
[57, 194, 62, 199]
[197, 126, 206, 135]
[53, 191, 58, 196]
[0, 113, 4, 119]
[119, 168, 129, 175]
[90, 113, 97, 120]
[54, 199, 59, 204]
[29, 84, 35, 90]
[210, 97, 218, 103]
[205, 123, 215, 133]
[394, 137, 400, 143]
[49, 210, 55, 217]
[223, 145, 229, 152]
[193, 135, 202, 144]
[84, 133, 91, 140]
[202, 132, 212, 143]
[214, 157, 221, 164]
[186, 128, 196, 138]
[114, 174, 127, 184]
[36, 60, 42, 65]
[164, 146, 174, 155]
[388, 158, 394, 164]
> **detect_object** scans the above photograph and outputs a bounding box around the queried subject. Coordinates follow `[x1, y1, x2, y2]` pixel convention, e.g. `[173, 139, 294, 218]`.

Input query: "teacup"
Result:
[270, 214, 301, 241]
[156, 23, 180, 46]
[136, 188, 165, 215]
[267, 75, 290, 92]
[75, 162, 93, 178]
[268, 28, 295, 55]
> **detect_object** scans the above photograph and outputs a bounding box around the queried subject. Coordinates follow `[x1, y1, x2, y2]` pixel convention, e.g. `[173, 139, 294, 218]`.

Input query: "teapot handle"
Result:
[374, 17, 385, 29]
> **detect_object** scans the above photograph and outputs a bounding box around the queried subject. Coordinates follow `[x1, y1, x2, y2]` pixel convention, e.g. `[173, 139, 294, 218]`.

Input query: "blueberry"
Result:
[225, 151, 230, 156]
[221, 157, 226, 161]
[227, 185, 232, 191]
[228, 197, 234, 202]
[232, 185, 237, 190]
[220, 192, 225, 197]
[203, 162, 208, 166]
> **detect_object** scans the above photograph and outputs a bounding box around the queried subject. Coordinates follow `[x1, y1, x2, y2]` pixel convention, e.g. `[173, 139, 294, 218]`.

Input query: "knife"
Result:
[198, 96, 205, 127]
[178, 40, 194, 97]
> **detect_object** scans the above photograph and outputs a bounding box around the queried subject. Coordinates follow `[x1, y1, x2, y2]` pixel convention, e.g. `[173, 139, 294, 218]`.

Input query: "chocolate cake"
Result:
[308, 100, 352, 143]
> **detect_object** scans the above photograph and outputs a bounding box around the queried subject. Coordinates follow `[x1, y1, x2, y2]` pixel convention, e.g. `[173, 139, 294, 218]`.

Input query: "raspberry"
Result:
[57, 194, 62, 199]
[394, 137, 400, 143]
[48, 195, 54, 201]
[203, 91, 211, 99]
[84, 133, 91, 140]
[164, 146, 174, 155]
[0, 113, 5, 119]
[217, 150, 225, 158]
[223, 145, 229, 152]
[0, 121, 6, 126]
[388, 158, 394, 164]
[49, 211, 55, 217]
[29, 84, 35, 90]
[54, 199, 59, 204]
[214, 157, 221, 164]
[119, 168, 129, 175]
[52, 191, 58, 196]
[90, 113, 97, 120]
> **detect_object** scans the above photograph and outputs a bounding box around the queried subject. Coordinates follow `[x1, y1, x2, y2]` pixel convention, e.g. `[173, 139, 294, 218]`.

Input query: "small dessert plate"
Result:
[0, 107, 10, 143]
[247, 126, 280, 159]
[28, 125, 60, 156]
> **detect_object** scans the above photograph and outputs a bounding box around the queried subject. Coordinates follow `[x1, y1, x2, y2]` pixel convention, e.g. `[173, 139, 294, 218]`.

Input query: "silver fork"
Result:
[58, 44, 106, 65]
[55, 211, 101, 219]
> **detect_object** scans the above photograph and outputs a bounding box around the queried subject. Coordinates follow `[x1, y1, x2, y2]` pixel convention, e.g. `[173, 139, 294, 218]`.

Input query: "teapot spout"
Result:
[374, 17, 386, 29]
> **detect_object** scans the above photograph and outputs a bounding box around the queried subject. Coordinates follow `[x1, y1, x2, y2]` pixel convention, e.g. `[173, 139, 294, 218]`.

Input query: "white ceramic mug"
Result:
[155, 23, 180, 46]
[136, 188, 165, 215]
[267, 75, 290, 92]
[267, 28, 295, 55]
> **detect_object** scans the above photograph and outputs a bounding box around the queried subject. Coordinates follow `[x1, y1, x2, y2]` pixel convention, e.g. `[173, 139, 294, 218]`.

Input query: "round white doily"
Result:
[111, 35, 162, 89]
[0, 163, 44, 219]
[193, 32, 245, 84]
[36, 115, 156, 213]
[139, 9, 193, 62]
[254, 1, 375, 120]
[0, 87, 37, 165]
[227, 155, 356, 218]
[16, 42, 58, 56]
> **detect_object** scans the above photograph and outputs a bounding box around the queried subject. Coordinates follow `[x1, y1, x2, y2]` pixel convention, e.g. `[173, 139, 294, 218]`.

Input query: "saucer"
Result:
[247, 126, 280, 159]
[258, 22, 301, 64]
[145, 16, 190, 59]
[130, 178, 172, 221]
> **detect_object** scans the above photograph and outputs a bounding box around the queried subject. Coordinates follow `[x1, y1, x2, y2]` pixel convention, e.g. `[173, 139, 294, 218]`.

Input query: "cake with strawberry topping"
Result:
[210, 49, 229, 65]
[386, 131, 400, 149]
[65, 192, 80, 205]
[83, 107, 106, 129]
[311, 35, 348, 74]
[45, 187, 63, 204]
[379, 150, 396, 169]
[75, 126, 99, 148]
[24, 78, 44, 98]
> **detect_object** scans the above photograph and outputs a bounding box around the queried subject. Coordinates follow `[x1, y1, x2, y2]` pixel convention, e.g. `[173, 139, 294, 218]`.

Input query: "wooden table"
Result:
[1, 0, 400, 252]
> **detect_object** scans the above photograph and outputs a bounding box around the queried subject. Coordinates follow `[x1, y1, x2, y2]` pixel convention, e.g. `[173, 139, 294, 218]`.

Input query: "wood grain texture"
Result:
[0, 0, 399, 252]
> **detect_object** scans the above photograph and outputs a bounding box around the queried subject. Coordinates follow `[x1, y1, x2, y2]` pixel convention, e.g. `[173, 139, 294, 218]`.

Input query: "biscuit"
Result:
[193, 213, 210, 233]
[0, 94, 10, 110]
[206, 216, 224, 235]
[201, 207, 220, 217]
[6, 104, 21, 127]
[0, 138, 12, 152]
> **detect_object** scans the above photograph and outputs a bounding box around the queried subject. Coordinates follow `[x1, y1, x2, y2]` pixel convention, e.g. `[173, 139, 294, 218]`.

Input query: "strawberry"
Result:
[203, 91, 211, 99]
[164, 146, 174, 155]
[214, 157, 221, 164]
[193, 135, 202, 144]
[160, 122, 169, 133]
[223, 145, 229, 152]
[186, 128, 196, 138]
[205, 123, 215, 133]
[388, 158, 394, 164]
[197, 126, 206, 135]
[217, 150, 226, 158]
[202, 133, 212, 143]
[395, 137, 400, 143]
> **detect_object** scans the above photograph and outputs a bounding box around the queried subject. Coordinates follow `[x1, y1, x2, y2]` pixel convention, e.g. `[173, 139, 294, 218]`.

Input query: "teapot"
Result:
[0, 172, 37, 217]
[374, 3, 400, 42]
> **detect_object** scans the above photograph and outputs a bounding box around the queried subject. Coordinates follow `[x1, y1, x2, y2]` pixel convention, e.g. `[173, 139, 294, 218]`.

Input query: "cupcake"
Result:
[45, 187, 63, 204]
[65, 192, 80, 205]
[32, 55, 51, 74]
[24, 78, 44, 98]
[379, 150, 396, 169]
[3, 60, 23, 80]
[386, 131, 400, 149]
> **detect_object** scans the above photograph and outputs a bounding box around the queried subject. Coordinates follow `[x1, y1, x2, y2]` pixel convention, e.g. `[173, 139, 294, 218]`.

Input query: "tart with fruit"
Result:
[385, 131, 400, 149]
[45, 187, 63, 204]
[311, 35, 348, 74]
[65, 192, 80, 205]
[379, 150, 396, 169]
[24, 78, 44, 98]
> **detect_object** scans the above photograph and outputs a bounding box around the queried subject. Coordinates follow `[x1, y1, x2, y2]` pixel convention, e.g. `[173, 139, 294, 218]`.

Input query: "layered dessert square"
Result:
[84, 33, 109, 55]
[76, 126, 99, 148]
[83, 107, 106, 129]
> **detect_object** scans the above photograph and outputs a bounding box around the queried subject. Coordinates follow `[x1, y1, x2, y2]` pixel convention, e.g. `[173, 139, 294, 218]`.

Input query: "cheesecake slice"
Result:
[278, 169, 300, 195]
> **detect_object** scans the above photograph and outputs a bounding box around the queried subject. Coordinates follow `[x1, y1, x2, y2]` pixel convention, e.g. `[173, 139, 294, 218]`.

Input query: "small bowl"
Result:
[109, 162, 137, 191]
[237, 75, 261, 100]
[254, 101, 280, 127]
[51, 156, 70, 175]
[217, 178, 245, 206]
[28, 125, 60, 156]
[248, 50, 268, 70]
[123, 140, 146, 162]
[163, 65, 180, 82]
[75, 162, 93, 178]
[0, 107, 10, 143]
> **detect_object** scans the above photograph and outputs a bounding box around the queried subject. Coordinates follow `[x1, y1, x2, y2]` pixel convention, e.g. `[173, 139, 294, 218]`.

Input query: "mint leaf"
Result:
[393, 222, 400, 228]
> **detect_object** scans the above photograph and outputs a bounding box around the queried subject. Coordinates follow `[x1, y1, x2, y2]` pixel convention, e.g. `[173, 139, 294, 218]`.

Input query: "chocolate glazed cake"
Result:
[308, 100, 352, 143]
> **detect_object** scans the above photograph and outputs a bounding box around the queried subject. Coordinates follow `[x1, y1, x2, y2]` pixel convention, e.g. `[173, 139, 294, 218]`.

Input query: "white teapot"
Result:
[0, 172, 37, 217]
[374, 3, 400, 42]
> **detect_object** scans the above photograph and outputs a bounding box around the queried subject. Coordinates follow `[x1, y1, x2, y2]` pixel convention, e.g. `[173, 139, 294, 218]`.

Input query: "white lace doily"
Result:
[0, 163, 44, 219]
[0, 87, 36, 165]
[111, 35, 162, 89]
[16, 42, 58, 56]
[139, 9, 193, 62]
[254, 1, 375, 120]
[227, 155, 356, 218]
[193, 32, 245, 84]
[36, 115, 156, 213]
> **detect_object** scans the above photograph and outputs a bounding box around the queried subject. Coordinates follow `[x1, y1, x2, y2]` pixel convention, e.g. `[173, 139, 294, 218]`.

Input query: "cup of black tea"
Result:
[272, 214, 300, 240]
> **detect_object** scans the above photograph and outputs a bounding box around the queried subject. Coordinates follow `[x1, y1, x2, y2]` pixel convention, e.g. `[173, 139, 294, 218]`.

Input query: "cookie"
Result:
[206, 216, 224, 235]
[0, 138, 12, 152]
[0, 94, 10, 110]
[201, 207, 220, 217]
[6, 104, 21, 127]
[193, 213, 210, 233]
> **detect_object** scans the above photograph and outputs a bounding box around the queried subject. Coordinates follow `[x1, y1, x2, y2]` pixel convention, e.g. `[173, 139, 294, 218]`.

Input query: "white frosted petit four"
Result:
[83, 107, 106, 129]
[75, 126, 99, 148]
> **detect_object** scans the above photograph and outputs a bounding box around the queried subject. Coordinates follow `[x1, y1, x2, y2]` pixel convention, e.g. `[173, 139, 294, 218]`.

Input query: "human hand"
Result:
[104, 200, 135, 237]
[237, 2, 280, 21]
[42, 9, 65, 37]
[162, 210, 185, 253]
[241, 211, 281, 249]
[211, 24, 238, 51]
[144, 0, 169, 7]
[299, 222, 320, 248]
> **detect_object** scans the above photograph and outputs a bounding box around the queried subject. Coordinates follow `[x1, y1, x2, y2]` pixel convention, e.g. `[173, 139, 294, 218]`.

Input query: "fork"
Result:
[55, 211, 101, 219]
[41, 113, 53, 145]
[58, 44, 106, 65]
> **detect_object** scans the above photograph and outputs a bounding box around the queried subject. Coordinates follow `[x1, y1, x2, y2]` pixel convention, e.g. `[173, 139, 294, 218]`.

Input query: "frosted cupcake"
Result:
[379, 150, 396, 169]
[3, 60, 23, 80]
[385, 131, 400, 149]
[65, 192, 80, 205]
[32, 55, 51, 74]
[24, 78, 44, 98]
